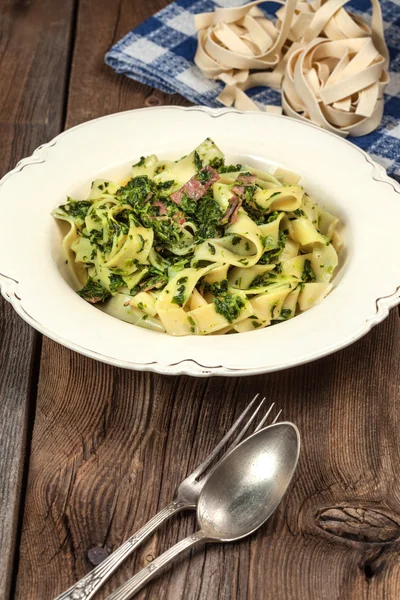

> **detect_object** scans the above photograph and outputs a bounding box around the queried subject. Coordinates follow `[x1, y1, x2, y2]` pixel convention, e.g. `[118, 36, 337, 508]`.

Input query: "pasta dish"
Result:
[53, 139, 342, 336]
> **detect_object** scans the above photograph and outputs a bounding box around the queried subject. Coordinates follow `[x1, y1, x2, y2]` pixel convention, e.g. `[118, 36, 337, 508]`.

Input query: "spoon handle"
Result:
[106, 531, 206, 600]
[54, 501, 186, 600]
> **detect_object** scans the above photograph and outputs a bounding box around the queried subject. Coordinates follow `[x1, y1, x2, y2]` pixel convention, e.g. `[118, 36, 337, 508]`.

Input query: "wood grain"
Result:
[11, 1, 400, 599]
[65, 0, 190, 131]
[0, 0, 76, 597]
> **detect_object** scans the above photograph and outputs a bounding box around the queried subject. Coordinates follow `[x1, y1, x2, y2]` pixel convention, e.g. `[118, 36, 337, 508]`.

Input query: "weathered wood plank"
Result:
[15, 313, 400, 600]
[14, 1, 400, 599]
[65, 0, 190, 130]
[0, 0, 76, 597]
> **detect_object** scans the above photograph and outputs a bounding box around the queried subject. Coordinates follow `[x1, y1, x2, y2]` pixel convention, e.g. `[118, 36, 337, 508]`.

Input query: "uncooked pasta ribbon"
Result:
[194, 0, 389, 137]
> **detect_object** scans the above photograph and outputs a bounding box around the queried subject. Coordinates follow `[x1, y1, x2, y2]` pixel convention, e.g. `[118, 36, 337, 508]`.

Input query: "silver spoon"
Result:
[107, 422, 300, 600]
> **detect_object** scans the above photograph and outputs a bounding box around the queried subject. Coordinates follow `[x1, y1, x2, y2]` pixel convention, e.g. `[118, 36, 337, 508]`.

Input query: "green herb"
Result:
[218, 164, 242, 173]
[77, 277, 110, 303]
[280, 308, 292, 320]
[194, 151, 203, 172]
[275, 263, 283, 274]
[133, 156, 146, 167]
[137, 234, 146, 253]
[142, 314, 148, 320]
[266, 211, 280, 223]
[302, 259, 316, 282]
[204, 279, 245, 324]
[208, 242, 216, 255]
[252, 321, 262, 329]
[171, 283, 186, 307]
[209, 156, 224, 170]
[214, 294, 245, 324]
[117, 175, 154, 206]
[193, 259, 213, 269]
[187, 315, 196, 333]
[258, 231, 287, 265]
[177, 276, 188, 284]
[109, 273, 125, 294]
[250, 273, 276, 288]
[157, 180, 175, 190]
[322, 234, 331, 245]
[204, 279, 228, 296]
[231, 236, 241, 246]
[137, 302, 145, 310]
[180, 194, 222, 242]
[197, 168, 214, 185]
[133, 267, 167, 295]
[293, 208, 305, 217]
[57, 200, 91, 224]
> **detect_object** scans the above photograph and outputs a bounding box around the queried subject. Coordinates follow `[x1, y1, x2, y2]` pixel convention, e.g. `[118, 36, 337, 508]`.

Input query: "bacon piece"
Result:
[86, 296, 103, 304]
[236, 173, 256, 185]
[152, 200, 168, 215]
[231, 173, 256, 198]
[172, 210, 186, 225]
[170, 166, 219, 205]
[220, 195, 243, 226]
[142, 281, 164, 292]
[232, 184, 244, 196]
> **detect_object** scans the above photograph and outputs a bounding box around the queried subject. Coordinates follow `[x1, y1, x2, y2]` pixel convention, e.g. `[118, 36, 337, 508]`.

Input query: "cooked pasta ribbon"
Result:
[53, 138, 342, 335]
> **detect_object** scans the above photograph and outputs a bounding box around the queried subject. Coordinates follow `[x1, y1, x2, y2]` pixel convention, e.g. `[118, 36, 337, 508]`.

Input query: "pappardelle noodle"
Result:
[53, 139, 342, 336]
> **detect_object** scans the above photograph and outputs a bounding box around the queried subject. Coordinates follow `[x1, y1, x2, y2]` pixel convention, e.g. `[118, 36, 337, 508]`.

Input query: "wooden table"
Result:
[1, 1, 400, 599]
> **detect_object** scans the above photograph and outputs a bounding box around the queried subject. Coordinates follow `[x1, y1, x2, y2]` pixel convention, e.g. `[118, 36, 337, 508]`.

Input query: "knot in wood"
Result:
[145, 95, 161, 107]
[317, 506, 400, 544]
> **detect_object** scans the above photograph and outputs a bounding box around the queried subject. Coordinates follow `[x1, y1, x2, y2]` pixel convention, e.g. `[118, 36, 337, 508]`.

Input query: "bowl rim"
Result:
[1, 105, 399, 377]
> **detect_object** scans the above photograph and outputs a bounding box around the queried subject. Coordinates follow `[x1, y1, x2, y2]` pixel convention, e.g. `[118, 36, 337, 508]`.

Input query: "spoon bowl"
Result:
[198, 422, 300, 541]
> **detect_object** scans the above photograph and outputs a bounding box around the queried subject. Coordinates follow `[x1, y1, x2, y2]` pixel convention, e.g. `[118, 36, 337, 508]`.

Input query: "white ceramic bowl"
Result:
[1, 106, 399, 377]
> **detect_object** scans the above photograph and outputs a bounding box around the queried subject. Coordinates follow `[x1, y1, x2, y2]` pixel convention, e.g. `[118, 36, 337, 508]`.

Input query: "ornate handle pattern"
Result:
[106, 532, 205, 600]
[55, 501, 186, 600]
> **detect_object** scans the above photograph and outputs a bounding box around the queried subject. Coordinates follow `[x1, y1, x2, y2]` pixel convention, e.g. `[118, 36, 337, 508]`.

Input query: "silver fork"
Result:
[55, 395, 281, 600]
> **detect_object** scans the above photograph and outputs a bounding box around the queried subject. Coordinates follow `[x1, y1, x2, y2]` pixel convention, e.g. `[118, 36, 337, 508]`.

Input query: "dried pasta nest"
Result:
[194, 0, 389, 137]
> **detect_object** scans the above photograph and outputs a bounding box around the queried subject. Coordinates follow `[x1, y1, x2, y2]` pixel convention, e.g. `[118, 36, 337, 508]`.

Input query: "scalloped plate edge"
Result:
[1, 106, 400, 376]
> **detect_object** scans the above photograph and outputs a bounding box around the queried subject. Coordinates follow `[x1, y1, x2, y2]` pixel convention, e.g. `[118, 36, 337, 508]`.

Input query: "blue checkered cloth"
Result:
[105, 0, 400, 181]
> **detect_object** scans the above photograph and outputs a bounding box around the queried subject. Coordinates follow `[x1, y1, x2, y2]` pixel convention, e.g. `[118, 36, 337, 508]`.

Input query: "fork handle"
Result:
[106, 531, 206, 600]
[54, 500, 186, 600]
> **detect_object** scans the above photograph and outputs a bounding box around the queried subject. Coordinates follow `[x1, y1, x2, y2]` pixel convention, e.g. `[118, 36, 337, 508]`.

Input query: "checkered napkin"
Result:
[105, 0, 400, 181]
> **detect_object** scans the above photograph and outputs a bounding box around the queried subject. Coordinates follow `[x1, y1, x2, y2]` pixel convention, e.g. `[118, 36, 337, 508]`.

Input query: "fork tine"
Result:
[272, 409, 282, 423]
[253, 402, 275, 433]
[190, 393, 260, 478]
[223, 397, 267, 452]
[202, 401, 279, 480]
